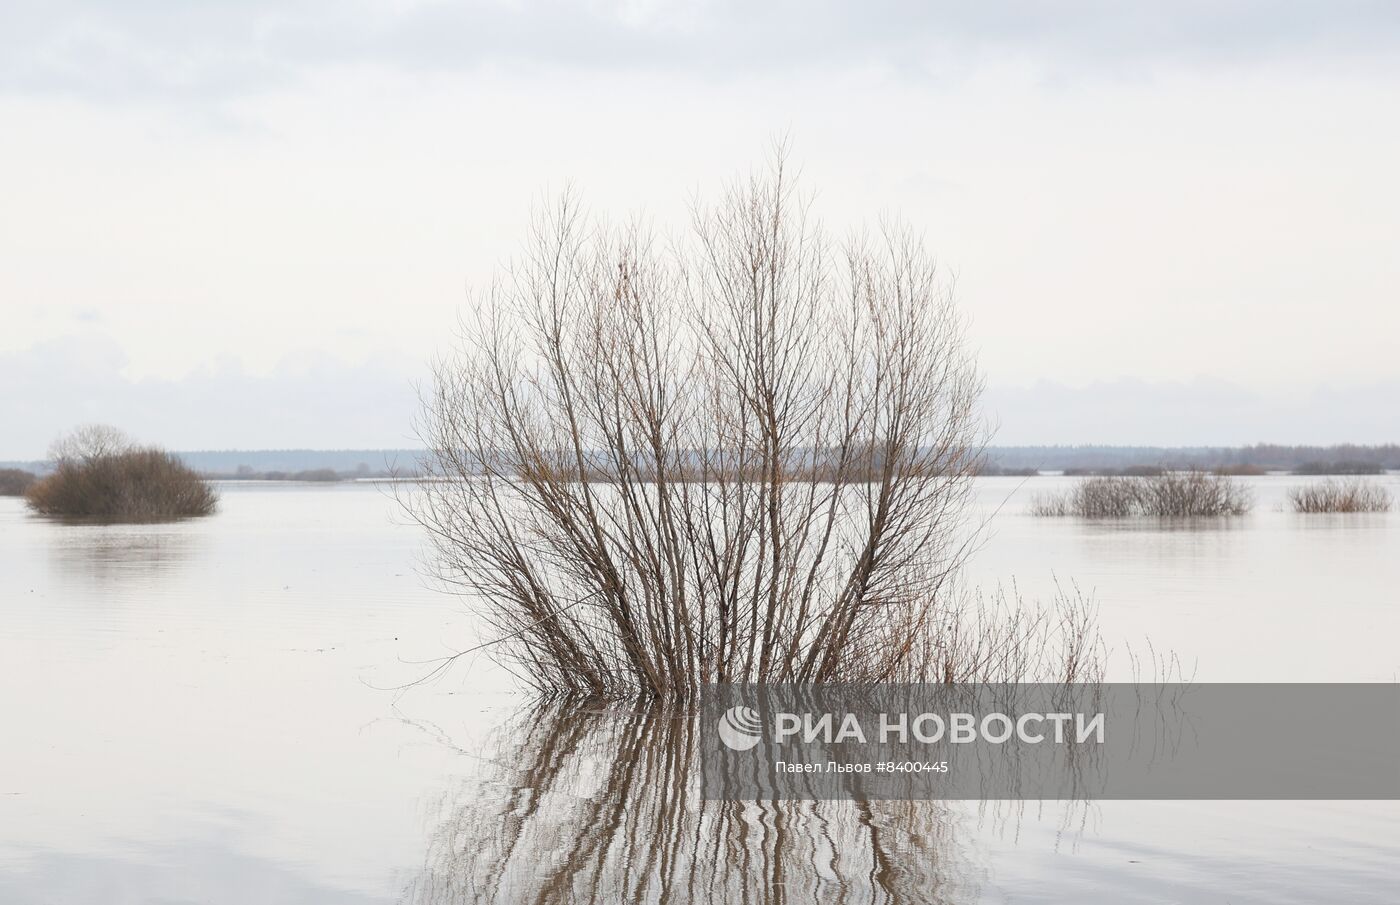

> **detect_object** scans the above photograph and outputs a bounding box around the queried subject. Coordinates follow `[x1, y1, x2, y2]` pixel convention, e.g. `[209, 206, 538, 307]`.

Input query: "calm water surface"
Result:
[1, 477, 1397, 903]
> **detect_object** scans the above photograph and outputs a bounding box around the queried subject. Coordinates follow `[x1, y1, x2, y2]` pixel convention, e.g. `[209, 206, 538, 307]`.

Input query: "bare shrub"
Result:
[406, 152, 1050, 700]
[1138, 470, 1252, 516]
[0, 468, 37, 496]
[26, 428, 217, 522]
[1031, 476, 1140, 518]
[1027, 493, 1072, 518]
[1032, 471, 1251, 518]
[1288, 478, 1392, 513]
[925, 582, 1103, 686]
[1079, 475, 1143, 517]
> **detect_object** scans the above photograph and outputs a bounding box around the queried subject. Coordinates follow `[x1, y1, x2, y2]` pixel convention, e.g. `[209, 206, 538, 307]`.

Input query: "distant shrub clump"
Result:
[1293, 460, 1383, 476]
[24, 426, 217, 522]
[0, 468, 37, 496]
[290, 468, 342, 482]
[1063, 465, 1164, 478]
[1031, 471, 1252, 518]
[976, 464, 1041, 477]
[1288, 478, 1392, 513]
[254, 468, 344, 482]
[1213, 464, 1267, 476]
[229, 467, 347, 481]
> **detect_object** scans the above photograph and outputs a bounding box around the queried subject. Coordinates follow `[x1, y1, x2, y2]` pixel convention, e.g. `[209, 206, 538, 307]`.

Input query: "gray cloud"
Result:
[5, 1, 1399, 106]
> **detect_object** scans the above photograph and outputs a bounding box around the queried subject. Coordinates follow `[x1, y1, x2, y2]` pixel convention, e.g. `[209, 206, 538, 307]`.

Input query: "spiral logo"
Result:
[717, 705, 763, 751]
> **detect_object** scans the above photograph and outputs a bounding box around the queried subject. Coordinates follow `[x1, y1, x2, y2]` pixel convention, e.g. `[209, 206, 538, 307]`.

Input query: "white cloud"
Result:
[1, 2, 1397, 453]
[5, 2, 1398, 107]
[986, 379, 1400, 446]
[0, 333, 424, 458]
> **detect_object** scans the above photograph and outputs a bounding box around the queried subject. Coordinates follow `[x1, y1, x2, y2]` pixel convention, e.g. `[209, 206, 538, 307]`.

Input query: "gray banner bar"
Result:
[699, 683, 1400, 800]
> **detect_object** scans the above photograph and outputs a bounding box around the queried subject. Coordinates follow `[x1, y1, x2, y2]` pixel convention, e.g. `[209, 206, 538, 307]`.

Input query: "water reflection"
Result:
[401, 703, 985, 905]
[46, 527, 197, 577]
[0, 837, 385, 905]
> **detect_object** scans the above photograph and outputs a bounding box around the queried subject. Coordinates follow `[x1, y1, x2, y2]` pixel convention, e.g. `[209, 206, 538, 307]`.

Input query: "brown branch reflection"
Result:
[401, 702, 985, 904]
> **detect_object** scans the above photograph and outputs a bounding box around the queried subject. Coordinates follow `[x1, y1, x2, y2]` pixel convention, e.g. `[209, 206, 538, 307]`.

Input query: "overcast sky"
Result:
[3, 2, 1399, 458]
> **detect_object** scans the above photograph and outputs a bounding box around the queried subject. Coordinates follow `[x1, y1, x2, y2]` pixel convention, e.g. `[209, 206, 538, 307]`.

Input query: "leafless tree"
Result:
[48, 423, 133, 464]
[408, 151, 1016, 699]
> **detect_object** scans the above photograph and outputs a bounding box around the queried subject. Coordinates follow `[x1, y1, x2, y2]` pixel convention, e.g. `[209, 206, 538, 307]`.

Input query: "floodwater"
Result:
[1, 477, 1397, 903]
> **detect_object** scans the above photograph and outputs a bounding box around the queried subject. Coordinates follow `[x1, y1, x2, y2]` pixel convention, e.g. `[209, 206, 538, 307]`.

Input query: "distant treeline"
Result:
[220, 466, 351, 482]
[0, 468, 37, 495]
[0, 450, 416, 482]
[2, 445, 1395, 480]
[984, 444, 1400, 474]
[174, 449, 420, 476]
[196, 444, 1398, 478]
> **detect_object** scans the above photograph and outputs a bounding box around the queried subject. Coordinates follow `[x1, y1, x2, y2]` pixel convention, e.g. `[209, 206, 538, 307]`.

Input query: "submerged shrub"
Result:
[406, 152, 1027, 700]
[1137, 470, 1252, 516]
[0, 468, 37, 496]
[25, 426, 216, 522]
[1031, 471, 1251, 518]
[1288, 478, 1392, 513]
[1031, 476, 1140, 518]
